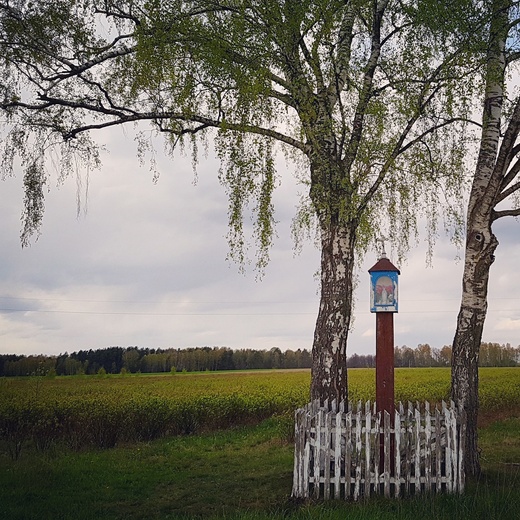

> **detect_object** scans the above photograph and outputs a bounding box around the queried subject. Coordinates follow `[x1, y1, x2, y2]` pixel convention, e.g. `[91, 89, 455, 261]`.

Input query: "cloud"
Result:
[493, 318, 520, 331]
[1, 127, 519, 356]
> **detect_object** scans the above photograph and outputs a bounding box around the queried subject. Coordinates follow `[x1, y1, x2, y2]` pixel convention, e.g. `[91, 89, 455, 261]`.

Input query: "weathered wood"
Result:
[394, 409, 401, 498]
[425, 404, 432, 492]
[293, 408, 303, 496]
[303, 411, 310, 498]
[324, 410, 332, 499]
[384, 411, 391, 497]
[354, 409, 362, 500]
[334, 411, 342, 498]
[404, 403, 412, 495]
[374, 411, 381, 493]
[414, 407, 421, 492]
[292, 400, 465, 500]
[345, 411, 352, 498]
[365, 408, 372, 497]
[313, 409, 323, 498]
[443, 401, 452, 493]
[435, 405, 442, 491]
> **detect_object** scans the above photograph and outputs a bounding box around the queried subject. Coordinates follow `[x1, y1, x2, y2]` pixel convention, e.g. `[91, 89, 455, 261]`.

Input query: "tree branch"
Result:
[357, 91, 467, 214]
[343, 0, 389, 173]
[329, 3, 355, 101]
[28, 91, 306, 152]
[492, 207, 520, 220]
[497, 179, 520, 203]
[217, 45, 296, 107]
[494, 96, 520, 186]
[43, 40, 136, 83]
[357, 110, 421, 214]
[498, 141, 520, 193]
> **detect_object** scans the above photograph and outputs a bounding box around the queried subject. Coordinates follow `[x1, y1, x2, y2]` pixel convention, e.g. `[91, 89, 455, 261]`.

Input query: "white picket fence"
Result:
[292, 400, 465, 500]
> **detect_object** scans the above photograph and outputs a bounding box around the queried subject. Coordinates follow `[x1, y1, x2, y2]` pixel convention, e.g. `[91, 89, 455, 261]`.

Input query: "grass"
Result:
[1, 415, 519, 520]
[1, 368, 519, 519]
[0, 418, 294, 520]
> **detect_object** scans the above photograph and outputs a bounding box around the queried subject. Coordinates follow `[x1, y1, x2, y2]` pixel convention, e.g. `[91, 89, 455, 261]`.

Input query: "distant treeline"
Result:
[349, 343, 520, 368]
[0, 346, 311, 377]
[0, 342, 518, 377]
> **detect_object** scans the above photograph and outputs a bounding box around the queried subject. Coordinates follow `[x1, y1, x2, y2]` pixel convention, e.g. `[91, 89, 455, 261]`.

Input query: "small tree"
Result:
[1, 1, 476, 405]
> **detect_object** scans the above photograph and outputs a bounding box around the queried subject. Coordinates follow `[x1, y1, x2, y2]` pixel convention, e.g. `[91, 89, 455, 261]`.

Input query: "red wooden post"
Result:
[376, 312, 395, 417]
[369, 250, 399, 472]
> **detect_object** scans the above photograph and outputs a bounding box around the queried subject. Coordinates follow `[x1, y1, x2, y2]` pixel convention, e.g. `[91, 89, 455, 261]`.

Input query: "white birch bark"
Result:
[311, 219, 356, 404]
[451, 0, 510, 476]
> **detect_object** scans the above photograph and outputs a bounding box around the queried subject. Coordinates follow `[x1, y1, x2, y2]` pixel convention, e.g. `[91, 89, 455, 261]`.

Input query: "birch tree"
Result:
[1, 0, 474, 404]
[451, 0, 520, 476]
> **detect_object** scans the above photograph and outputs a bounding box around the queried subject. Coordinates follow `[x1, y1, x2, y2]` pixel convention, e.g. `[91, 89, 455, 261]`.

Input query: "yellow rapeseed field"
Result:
[0, 367, 518, 454]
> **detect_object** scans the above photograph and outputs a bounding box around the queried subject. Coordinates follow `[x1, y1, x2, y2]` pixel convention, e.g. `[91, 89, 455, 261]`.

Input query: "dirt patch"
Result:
[478, 406, 520, 428]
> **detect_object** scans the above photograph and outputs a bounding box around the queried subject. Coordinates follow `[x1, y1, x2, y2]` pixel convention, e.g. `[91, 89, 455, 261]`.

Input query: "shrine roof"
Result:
[368, 257, 400, 274]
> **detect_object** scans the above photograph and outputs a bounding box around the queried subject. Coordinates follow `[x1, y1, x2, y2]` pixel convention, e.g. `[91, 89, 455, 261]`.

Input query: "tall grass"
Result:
[0, 368, 518, 456]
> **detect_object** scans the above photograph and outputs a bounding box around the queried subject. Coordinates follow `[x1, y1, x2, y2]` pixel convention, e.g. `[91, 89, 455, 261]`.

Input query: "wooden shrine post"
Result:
[368, 248, 400, 469]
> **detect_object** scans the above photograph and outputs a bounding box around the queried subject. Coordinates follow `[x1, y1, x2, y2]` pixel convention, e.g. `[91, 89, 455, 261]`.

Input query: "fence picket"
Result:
[449, 402, 458, 492]
[365, 408, 372, 497]
[354, 409, 362, 500]
[324, 410, 332, 499]
[293, 409, 303, 496]
[302, 411, 310, 498]
[345, 412, 352, 499]
[374, 411, 381, 493]
[435, 405, 442, 491]
[383, 411, 391, 497]
[394, 408, 401, 498]
[404, 403, 412, 495]
[425, 404, 432, 492]
[334, 411, 342, 499]
[411, 402, 419, 492]
[443, 401, 452, 493]
[313, 410, 323, 498]
[292, 400, 464, 500]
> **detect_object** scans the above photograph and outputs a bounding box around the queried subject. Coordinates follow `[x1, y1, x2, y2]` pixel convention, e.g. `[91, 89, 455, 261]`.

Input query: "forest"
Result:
[1, 342, 518, 377]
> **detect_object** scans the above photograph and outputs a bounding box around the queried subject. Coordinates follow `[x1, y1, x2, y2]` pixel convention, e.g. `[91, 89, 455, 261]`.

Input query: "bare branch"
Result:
[492, 207, 520, 220]
[44, 40, 136, 82]
[495, 97, 520, 180]
[498, 142, 520, 193]
[497, 179, 520, 203]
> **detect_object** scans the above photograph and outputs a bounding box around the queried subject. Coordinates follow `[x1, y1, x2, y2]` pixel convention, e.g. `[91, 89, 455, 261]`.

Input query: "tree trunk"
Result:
[451, 0, 508, 477]
[310, 219, 357, 405]
[452, 223, 498, 476]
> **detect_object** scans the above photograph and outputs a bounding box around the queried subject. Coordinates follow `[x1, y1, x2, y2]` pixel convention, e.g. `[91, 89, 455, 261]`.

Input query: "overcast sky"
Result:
[1, 126, 519, 357]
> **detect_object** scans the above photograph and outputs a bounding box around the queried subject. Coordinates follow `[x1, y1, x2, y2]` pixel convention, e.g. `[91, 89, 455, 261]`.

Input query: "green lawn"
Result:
[1, 368, 519, 519]
[1, 415, 519, 520]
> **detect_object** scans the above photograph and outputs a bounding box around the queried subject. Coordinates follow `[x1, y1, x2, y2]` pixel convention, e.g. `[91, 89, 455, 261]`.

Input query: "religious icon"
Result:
[374, 275, 395, 305]
[368, 256, 399, 313]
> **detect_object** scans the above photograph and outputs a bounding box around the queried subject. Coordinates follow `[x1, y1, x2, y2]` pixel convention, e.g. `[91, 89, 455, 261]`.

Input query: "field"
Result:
[1, 368, 519, 519]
